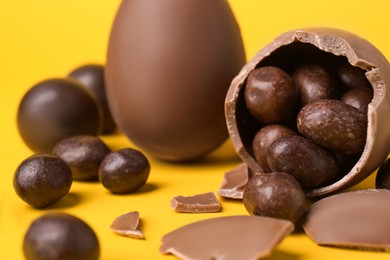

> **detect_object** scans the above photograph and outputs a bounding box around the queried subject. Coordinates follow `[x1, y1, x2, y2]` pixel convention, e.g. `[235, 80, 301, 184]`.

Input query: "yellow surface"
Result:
[1, 0, 390, 259]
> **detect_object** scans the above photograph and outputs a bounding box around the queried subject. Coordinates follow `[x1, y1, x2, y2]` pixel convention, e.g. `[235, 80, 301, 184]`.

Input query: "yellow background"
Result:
[1, 0, 390, 259]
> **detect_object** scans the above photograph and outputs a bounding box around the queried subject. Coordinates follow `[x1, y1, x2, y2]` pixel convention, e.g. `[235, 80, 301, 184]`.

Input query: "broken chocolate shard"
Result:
[303, 189, 390, 251]
[170, 192, 221, 213]
[218, 163, 249, 199]
[110, 211, 144, 239]
[160, 215, 294, 260]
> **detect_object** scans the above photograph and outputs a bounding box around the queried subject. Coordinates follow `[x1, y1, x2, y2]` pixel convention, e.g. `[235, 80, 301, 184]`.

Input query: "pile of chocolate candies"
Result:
[15, 64, 150, 260]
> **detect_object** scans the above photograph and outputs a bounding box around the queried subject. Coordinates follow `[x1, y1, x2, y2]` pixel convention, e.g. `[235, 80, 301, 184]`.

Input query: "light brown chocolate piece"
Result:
[170, 192, 221, 213]
[218, 163, 249, 199]
[303, 189, 390, 251]
[225, 28, 390, 197]
[110, 211, 144, 239]
[160, 215, 294, 260]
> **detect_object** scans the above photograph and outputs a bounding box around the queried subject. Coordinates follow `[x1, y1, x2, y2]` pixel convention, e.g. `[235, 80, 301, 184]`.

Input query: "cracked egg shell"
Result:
[225, 28, 390, 197]
[106, 0, 245, 161]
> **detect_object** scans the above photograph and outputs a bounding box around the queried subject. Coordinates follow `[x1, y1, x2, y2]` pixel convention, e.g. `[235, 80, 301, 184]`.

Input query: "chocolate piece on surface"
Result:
[218, 163, 249, 199]
[303, 189, 390, 251]
[225, 28, 390, 197]
[170, 192, 221, 213]
[160, 215, 294, 260]
[110, 211, 144, 239]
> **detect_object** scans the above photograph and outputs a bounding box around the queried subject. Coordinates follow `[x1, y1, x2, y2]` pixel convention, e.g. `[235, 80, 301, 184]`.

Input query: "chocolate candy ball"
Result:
[340, 87, 373, 113]
[293, 63, 338, 106]
[243, 172, 305, 222]
[99, 148, 150, 194]
[335, 62, 372, 90]
[244, 66, 297, 123]
[69, 64, 116, 134]
[376, 158, 390, 189]
[23, 212, 100, 260]
[53, 135, 111, 181]
[13, 154, 73, 208]
[252, 124, 295, 172]
[17, 78, 102, 153]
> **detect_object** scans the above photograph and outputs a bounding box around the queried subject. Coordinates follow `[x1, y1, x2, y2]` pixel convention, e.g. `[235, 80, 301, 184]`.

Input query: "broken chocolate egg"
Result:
[225, 28, 390, 197]
[106, 0, 245, 161]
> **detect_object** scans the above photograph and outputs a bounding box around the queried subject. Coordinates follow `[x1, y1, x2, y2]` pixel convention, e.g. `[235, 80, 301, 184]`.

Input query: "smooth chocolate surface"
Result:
[110, 211, 144, 239]
[69, 64, 116, 134]
[303, 189, 390, 251]
[17, 78, 102, 153]
[160, 215, 294, 260]
[225, 28, 390, 197]
[106, 0, 245, 161]
[170, 192, 221, 213]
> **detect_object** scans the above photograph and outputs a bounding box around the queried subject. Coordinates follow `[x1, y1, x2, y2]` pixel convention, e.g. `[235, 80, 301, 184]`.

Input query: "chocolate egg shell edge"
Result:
[225, 27, 390, 197]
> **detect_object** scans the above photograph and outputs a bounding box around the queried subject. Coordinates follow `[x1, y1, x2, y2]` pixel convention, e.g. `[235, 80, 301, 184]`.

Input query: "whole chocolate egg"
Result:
[106, 0, 245, 161]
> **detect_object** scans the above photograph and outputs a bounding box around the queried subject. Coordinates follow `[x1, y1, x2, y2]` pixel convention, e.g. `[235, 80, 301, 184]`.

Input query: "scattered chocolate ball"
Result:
[252, 124, 295, 172]
[53, 135, 111, 181]
[267, 135, 338, 189]
[17, 78, 103, 153]
[99, 148, 150, 194]
[376, 158, 390, 189]
[292, 63, 338, 106]
[244, 66, 297, 123]
[23, 212, 100, 260]
[340, 87, 373, 113]
[68, 64, 116, 134]
[297, 99, 367, 155]
[243, 172, 305, 222]
[13, 154, 73, 208]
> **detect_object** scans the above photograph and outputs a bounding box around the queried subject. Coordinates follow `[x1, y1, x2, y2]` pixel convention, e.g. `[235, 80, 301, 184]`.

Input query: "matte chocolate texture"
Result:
[160, 216, 294, 260]
[303, 189, 390, 251]
[106, 0, 245, 161]
[225, 28, 390, 197]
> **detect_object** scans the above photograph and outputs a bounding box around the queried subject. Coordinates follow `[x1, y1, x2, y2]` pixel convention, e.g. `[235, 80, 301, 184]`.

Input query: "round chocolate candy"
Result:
[340, 87, 373, 113]
[17, 78, 102, 153]
[225, 28, 390, 197]
[244, 66, 297, 123]
[13, 154, 73, 208]
[99, 148, 150, 194]
[243, 172, 306, 222]
[23, 212, 100, 260]
[68, 64, 116, 134]
[53, 135, 111, 181]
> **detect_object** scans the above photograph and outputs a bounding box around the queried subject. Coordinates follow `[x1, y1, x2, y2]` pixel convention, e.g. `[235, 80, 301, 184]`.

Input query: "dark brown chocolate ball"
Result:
[341, 87, 373, 113]
[244, 66, 297, 123]
[252, 124, 295, 172]
[243, 172, 305, 222]
[13, 154, 73, 208]
[297, 99, 367, 155]
[335, 62, 371, 89]
[68, 64, 116, 134]
[17, 78, 103, 153]
[23, 212, 100, 260]
[53, 135, 111, 181]
[99, 148, 150, 194]
[267, 135, 338, 189]
[376, 158, 390, 189]
[293, 63, 338, 106]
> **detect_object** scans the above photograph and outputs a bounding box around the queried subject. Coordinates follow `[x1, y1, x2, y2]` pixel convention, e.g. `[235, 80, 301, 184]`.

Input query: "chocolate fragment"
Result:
[218, 163, 249, 199]
[303, 189, 390, 251]
[160, 215, 294, 260]
[170, 192, 221, 213]
[110, 211, 144, 239]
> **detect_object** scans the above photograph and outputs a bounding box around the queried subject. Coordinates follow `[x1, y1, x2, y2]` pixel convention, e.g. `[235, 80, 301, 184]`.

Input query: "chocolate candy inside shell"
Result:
[225, 28, 390, 197]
